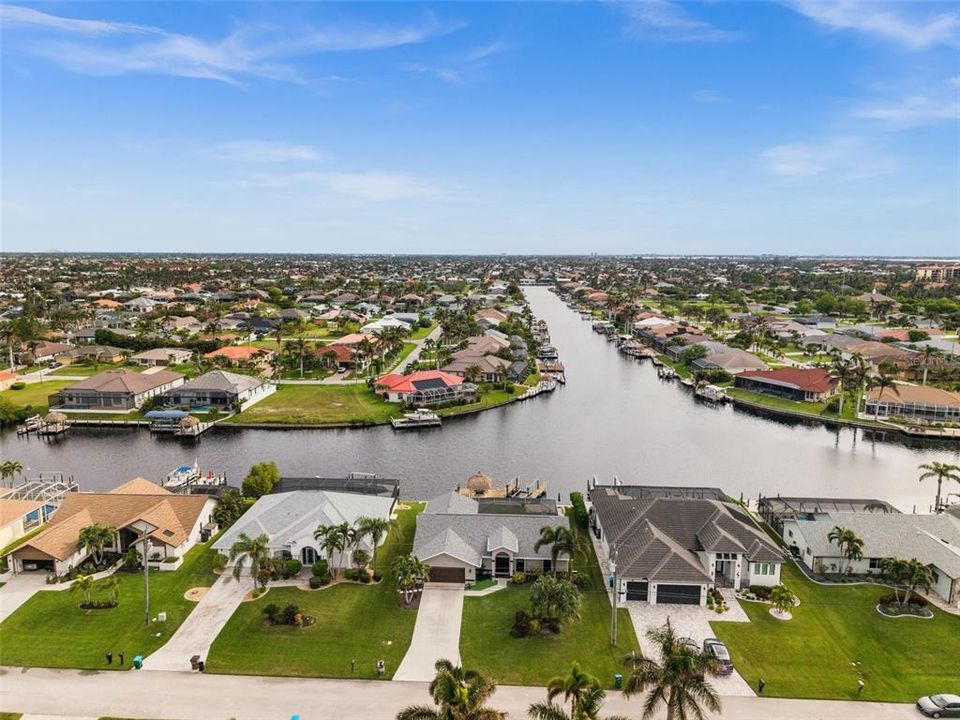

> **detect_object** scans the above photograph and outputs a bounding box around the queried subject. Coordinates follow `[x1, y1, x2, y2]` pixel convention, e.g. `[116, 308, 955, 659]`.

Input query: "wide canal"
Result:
[2, 287, 958, 511]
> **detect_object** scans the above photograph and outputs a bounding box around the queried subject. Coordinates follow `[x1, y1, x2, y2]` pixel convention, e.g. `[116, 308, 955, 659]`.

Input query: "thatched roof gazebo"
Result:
[466, 472, 493, 495]
[44, 411, 68, 424]
[179, 415, 201, 428]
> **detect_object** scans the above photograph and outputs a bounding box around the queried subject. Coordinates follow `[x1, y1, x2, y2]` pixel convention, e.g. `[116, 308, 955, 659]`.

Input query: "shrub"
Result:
[279, 604, 300, 625]
[511, 610, 534, 638]
[825, 396, 841, 413]
[10, 382, 25, 390]
[512, 571, 526, 584]
[282, 559, 303, 579]
[163, 556, 179, 564]
[344, 568, 359, 581]
[311, 559, 329, 578]
[569, 492, 589, 530]
[308, 576, 324, 589]
[748, 585, 772, 600]
[262, 603, 279, 619]
[213, 553, 228, 571]
[358, 572, 371, 584]
[122, 548, 141, 570]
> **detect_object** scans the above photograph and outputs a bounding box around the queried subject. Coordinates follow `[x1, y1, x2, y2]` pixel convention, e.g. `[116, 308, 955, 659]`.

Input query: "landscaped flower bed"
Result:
[877, 592, 933, 619]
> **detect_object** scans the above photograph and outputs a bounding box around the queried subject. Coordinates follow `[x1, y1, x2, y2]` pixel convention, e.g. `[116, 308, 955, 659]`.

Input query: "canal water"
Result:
[2, 287, 958, 511]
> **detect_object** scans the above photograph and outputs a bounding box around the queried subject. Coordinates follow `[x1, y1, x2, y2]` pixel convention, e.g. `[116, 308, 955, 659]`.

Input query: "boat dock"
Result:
[694, 384, 730, 404]
[518, 378, 557, 401]
[391, 408, 442, 429]
[456, 476, 548, 499]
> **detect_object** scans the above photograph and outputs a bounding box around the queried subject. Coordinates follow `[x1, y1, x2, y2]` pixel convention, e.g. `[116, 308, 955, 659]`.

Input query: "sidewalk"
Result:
[0, 666, 920, 720]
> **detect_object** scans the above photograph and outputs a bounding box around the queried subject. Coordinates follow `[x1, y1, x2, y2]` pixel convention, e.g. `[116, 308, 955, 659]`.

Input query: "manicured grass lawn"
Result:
[206, 504, 423, 680]
[225, 384, 400, 425]
[437, 389, 516, 417]
[0, 541, 219, 670]
[711, 563, 960, 701]
[460, 524, 639, 687]
[726, 389, 880, 425]
[0, 380, 72, 413]
[410, 322, 438, 340]
[1, 712, 23, 720]
[386, 342, 418, 372]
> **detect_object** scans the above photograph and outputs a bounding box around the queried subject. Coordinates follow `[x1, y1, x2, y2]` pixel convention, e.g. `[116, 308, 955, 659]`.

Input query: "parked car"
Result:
[678, 636, 700, 654]
[917, 694, 960, 718]
[702, 638, 733, 675]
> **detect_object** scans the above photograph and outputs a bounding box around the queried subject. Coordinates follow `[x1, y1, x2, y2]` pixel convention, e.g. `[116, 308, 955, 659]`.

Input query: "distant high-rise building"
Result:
[916, 264, 960, 283]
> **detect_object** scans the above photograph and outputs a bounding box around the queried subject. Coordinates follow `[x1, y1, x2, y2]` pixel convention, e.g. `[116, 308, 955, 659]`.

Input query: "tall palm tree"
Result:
[106, 575, 121, 605]
[285, 336, 309, 378]
[828, 356, 852, 416]
[531, 663, 629, 720]
[392, 554, 431, 605]
[534, 526, 587, 575]
[622, 619, 722, 720]
[77, 524, 116, 565]
[827, 526, 862, 575]
[918, 345, 941, 386]
[357, 516, 392, 576]
[398, 658, 503, 720]
[918, 462, 960, 513]
[228, 532, 272, 589]
[314, 523, 351, 578]
[0, 322, 20, 371]
[867, 372, 899, 420]
[0, 460, 24, 488]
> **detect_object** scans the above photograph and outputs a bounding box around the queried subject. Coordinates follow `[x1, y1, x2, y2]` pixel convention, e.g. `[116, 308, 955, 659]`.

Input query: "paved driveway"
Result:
[0, 572, 49, 623]
[392, 583, 464, 681]
[626, 590, 755, 697]
[143, 573, 253, 671]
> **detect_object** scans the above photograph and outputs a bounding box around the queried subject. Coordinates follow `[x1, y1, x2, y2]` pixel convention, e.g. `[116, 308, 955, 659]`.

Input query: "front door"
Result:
[494, 553, 511, 577]
[301, 547, 317, 565]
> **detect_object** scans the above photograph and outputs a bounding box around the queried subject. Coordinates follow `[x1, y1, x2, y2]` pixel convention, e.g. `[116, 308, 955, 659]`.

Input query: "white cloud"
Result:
[235, 170, 451, 201]
[1, 5, 462, 84]
[855, 94, 960, 127]
[761, 137, 895, 180]
[620, 0, 742, 43]
[788, 0, 959, 49]
[207, 141, 328, 163]
[691, 89, 726, 104]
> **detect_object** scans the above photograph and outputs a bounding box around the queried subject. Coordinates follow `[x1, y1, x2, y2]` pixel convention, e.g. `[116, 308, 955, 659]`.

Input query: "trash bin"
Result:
[613, 673, 623, 690]
[198, 660, 205, 673]
[190, 654, 200, 670]
[133, 655, 143, 669]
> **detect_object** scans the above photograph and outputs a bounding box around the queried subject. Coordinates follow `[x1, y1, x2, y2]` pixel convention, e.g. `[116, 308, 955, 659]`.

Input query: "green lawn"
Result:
[386, 342, 418, 372]
[410, 322, 438, 340]
[225, 384, 400, 425]
[437, 389, 516, 417]
[711, 564, 960, 701]
[0, 541, 219, 670]
[0, 380, 72, 413]
[460, 524, 639, 687]
[726, 388, 880, 425]
[206, 504, 423, 679]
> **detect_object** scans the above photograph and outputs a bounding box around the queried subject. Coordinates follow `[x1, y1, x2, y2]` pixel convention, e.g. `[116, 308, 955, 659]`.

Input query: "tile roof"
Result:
[375, 370, 463, 394]
[736, 368, 836, 393]
[0, 498, 45, 527]
[866, 384, 960, 408]
[175, 369, 263, 394]
[67, 368, 183, 395]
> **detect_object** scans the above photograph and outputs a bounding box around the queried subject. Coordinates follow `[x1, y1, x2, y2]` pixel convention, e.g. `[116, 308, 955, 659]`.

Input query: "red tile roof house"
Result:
[375, 370, 477, 406]
[735, 368, 837, 403]
[203, 345, 275, 369]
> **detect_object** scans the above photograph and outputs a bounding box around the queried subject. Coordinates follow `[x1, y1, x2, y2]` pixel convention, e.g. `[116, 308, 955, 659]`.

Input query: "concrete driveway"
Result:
[0, 572, 49, 623]
[392, 583, 463, 681]
[626, 590, 755, 697]
[143, 573, 253, 671]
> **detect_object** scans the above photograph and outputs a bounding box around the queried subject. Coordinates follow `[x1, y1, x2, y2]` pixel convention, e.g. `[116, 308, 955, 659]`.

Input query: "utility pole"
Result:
[142, 532, 151, 626]
[609, 545, 618, 646]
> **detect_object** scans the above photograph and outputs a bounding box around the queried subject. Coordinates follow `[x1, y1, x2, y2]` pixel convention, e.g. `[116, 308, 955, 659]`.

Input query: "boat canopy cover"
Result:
[145, 410, 190, 419]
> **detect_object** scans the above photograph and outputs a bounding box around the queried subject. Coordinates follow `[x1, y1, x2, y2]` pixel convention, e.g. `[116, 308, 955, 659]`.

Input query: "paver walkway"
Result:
[0, 666, 921, 720]
[142, 573, 253, 671]
[392, 583, 464, 681]
[0, 572, 48, 623]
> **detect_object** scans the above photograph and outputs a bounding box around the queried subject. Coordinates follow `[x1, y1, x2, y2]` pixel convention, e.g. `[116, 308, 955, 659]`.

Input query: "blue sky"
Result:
[2, 1, 958, 255]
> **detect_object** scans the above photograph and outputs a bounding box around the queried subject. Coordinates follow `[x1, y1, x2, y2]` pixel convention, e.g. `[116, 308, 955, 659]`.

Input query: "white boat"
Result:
[163, 462, 226, 490]
[391, 408, 442, 429]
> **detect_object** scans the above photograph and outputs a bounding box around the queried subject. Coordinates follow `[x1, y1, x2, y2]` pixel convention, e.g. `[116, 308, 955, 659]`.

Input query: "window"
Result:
[752, 563, 774, 575]
[515, 559, 525, 573]
[543, 559, 552, 573]
[868, 558, 881, 570]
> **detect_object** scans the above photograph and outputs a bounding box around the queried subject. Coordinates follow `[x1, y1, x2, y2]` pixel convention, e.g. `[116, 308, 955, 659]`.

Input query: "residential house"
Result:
[863, 384, 960, 423]
[735, 368, 837, 402]
[692, 349, 768, 375]
[61, 345, 127, 364]
[781, 509, 960, 606]
[129, 348, 193, 367]
[53, 369, 184, 411]
[375, 370, 477, 405]
[164, 370, 274, 410]
[204, 345, 275, 369]
[0, 498, 57, 549]
[412, 492, 569, 582]
[23, 341, 73, 364]
[8, 478, 216, 575]
[212, 490, 394, 567]
[161, 316, 202, 335]
[124, 297, 163, 314]
[590, 485, 783, 605]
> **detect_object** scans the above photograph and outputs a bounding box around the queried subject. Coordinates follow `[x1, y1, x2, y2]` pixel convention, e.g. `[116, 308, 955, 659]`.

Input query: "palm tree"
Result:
[314, 523, 350, 578]
[828, 356, 851, 416]
[357, 516, 392, 576]
[867, 372, 899, 421]
[423, 338, 438, 370]
[392, 554, 431, 605]
[71, 573, 95, 608]
[0, 460, 24, 488]
[0, 322, 20, 371]
[827, 525, 849, 574]
[398, 658, 503, 720]
[531, 663, 629, 720]
[285, 335, 310, 378]
[77, 524, 116, 565]
[534, 526, 586, 575]
[622, 619, 722, 720]
[918, 462, 960, 513]
[917, 345, 941, 385]
[769, 584, 797, 617]
[529, 574, 582, 630]
[880, 556, 934, 609]
[228, 532, 272, 589]
[106, 575, 121, 605]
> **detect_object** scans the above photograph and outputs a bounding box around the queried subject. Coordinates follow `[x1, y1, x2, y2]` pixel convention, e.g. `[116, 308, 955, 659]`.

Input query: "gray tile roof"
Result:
[413, 508, 567, 567]
[425, 492, 478, 515]
[796, 512, 960, 578]
[591, 488, 781, 582]
[176, 370, 263, 394]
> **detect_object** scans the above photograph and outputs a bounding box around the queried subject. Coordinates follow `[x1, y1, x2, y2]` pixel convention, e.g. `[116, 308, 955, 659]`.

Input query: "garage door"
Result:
[429, 567, 465, 583]
[625, 581, 648, 601]
[656, 584, 701, 604]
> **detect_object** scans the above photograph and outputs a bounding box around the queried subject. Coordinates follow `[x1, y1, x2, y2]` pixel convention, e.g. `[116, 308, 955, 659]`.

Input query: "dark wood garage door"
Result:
[656, 584, 701, 604]
[429, 567, 465, 583]
[625, 581, 648, 601]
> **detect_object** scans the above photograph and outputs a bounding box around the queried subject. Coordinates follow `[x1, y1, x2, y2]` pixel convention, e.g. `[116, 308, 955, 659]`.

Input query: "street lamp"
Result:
[609, 544, 618, 646]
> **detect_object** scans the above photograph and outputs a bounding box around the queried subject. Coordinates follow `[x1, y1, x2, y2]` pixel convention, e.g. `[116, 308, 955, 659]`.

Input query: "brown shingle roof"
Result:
[0, 498, 45, 528]
[67, 368, 182, 395]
